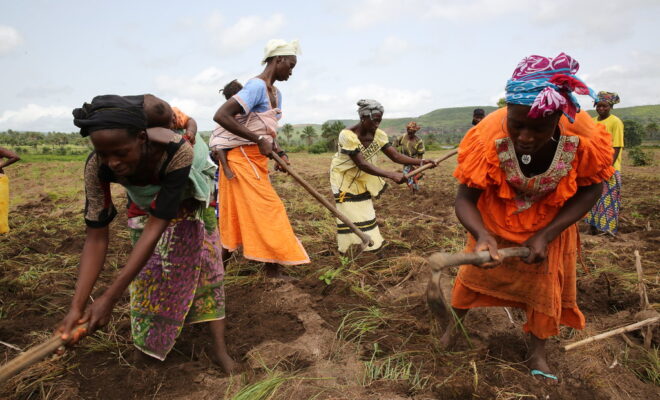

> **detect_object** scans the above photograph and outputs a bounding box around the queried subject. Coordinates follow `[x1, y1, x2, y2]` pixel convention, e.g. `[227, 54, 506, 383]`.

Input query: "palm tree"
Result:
[321, 120, 345, 151]
[300, 125, 317, 146]
[281, 123, 294, 144]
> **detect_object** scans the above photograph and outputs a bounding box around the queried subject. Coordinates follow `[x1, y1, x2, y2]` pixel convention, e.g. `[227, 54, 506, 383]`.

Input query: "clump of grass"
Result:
[229, 371, 290, 400]
[335, 306, 390, 348]
[350, 282, 377, 300]
[621, 345, 660, 385]
[0, 356, 79, 400]
[319, 255, 353, 285]
[360, 344, 431, 392]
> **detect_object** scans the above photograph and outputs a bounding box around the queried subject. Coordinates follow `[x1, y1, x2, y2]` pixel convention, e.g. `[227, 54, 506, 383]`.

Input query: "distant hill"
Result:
[281, 104, 660, 143]
[585, 105, 660, 125]
[327, 104, 660, 136]
[340, 106, 501, 135]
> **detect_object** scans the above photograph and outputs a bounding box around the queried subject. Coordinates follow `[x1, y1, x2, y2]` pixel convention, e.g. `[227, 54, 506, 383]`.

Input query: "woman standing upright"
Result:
[57, 95, 235, 372]
[394, 121, 426, 194]
[442, 53, 614, 380]
[213, 39, 309, 276]
[330, 100, 435, 253]
[585, 91, 624, 235]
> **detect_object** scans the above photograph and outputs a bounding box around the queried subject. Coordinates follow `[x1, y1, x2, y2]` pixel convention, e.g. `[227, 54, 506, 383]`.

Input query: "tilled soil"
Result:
[1, 152, 659, 399]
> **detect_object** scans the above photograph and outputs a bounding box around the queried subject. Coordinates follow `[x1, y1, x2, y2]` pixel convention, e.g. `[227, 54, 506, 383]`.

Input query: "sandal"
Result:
[530, 369, 558, 381]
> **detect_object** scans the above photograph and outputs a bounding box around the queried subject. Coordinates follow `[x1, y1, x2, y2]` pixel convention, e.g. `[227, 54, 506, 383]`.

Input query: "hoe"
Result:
[426, 247, 531, 321]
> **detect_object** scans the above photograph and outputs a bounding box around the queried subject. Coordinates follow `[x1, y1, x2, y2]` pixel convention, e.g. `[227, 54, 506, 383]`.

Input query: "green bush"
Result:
[628, 147, 653, 166]
[623, 119, 644, 147]
[307, 142, 328, 154]
[283, 144, 306, 153]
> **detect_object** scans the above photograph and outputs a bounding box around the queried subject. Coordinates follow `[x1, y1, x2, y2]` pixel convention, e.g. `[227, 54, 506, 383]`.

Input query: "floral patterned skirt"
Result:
[585, 171, 621, 234]
[128, 204, 225, 360]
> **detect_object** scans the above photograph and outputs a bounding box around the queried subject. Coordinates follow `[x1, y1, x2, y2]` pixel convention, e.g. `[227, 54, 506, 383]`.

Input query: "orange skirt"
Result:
[219, 145, 309, 265]
[451, 225, 584, 339]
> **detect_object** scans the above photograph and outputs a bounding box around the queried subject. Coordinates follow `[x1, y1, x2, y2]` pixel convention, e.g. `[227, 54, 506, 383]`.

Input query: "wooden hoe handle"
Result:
[270, 152, 373, 248]
[0, 323, 88, 384]
[428, 247, 531, 272]
[403, 150, 458, 179]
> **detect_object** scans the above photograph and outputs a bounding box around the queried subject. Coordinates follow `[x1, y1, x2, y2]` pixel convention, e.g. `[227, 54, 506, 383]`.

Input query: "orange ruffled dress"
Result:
[451, 107, 614, 339]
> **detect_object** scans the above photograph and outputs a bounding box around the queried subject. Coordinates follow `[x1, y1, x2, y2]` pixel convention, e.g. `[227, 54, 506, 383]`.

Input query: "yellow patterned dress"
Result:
[330, 128, 390, 252]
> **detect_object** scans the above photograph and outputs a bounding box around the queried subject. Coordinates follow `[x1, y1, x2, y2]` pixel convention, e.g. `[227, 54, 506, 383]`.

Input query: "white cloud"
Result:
[0, 104, 73, 132]
[155, 67, 228, 101]
[345, 84, 433, 117]
[342, 0, 658, 39]
[153, 67, 248, 129]
[282, 83, 434, 126]
[17, 85, 73, 99]
[341, 0, 521, 27]
[0, 25, 23, 55]
[427, 0, 519, 21]
[206, 12, 286, 53]
[580, 53, 660, 107]
[533, 1, 652, 44]
[364, 36, 409, 65]
[344, 0, 410, 29]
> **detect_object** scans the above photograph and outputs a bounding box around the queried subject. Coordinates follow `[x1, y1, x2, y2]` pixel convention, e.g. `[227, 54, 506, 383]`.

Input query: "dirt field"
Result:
[1, 150, 658, 399]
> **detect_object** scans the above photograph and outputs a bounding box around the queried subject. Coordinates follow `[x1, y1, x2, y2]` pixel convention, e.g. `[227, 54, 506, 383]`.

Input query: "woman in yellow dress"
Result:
[585, 91, 624, 235]
[330, 99, 436, 252]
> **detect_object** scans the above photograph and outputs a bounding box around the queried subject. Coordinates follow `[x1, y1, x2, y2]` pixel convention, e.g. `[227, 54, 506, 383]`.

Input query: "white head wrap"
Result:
[357, 99, 384, 119]
[261, 39, 301, 65]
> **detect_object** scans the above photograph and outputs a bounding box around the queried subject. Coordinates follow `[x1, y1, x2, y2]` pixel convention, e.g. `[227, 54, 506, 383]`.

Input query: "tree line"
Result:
[1, 118, 657, 156]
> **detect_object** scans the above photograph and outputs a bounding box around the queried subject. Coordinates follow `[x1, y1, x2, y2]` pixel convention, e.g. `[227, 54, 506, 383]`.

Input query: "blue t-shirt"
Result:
[234, 78, 282, 117]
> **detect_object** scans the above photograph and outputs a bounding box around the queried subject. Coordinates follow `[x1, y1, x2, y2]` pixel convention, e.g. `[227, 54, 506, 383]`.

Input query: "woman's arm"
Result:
[382, 145, 427, 166]
[455, 184, 500, 264]
[57, 226, 110, 340]
[79, 216, 171, 333]
[183, 117, 198, 145]
[0, 147, 20, 171]
[213, 99, 273, 156]
[523, 182, 602, 263]
[612, 147, 621, 166]
[349, 152, 405, 183]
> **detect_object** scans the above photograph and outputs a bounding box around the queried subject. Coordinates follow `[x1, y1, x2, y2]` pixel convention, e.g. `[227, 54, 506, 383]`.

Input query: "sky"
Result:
[1, 0, 659, 132]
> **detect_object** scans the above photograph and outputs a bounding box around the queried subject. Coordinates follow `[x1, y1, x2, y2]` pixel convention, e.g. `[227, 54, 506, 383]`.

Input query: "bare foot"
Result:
[264, 263, 296, 281]
[130, 347, 157, 366]
[439, 326, 459, 350]
[210, 349, 238, 374]
[439, 308, 468, 351]
[527, 335, 558, 383]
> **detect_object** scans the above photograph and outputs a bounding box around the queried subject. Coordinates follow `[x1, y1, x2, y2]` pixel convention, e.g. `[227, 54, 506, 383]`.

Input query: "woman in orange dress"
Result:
[443, 53, 614, 380]
[213, 39, 309, 278]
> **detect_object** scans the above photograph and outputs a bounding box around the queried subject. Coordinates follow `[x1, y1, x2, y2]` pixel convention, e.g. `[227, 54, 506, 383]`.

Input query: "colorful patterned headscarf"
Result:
[595, 91, 620, 106]
[505, 53, 596, 123]
[406, 121, 421, 132]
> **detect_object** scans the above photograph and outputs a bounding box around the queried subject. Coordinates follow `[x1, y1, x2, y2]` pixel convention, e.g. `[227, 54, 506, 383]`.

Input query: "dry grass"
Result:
[1, 151, 659, 399]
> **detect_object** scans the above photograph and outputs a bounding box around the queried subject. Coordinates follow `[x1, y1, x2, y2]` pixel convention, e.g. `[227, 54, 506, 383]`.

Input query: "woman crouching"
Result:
[57, 95, 235, 372]
[442, 53, 614, 381]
